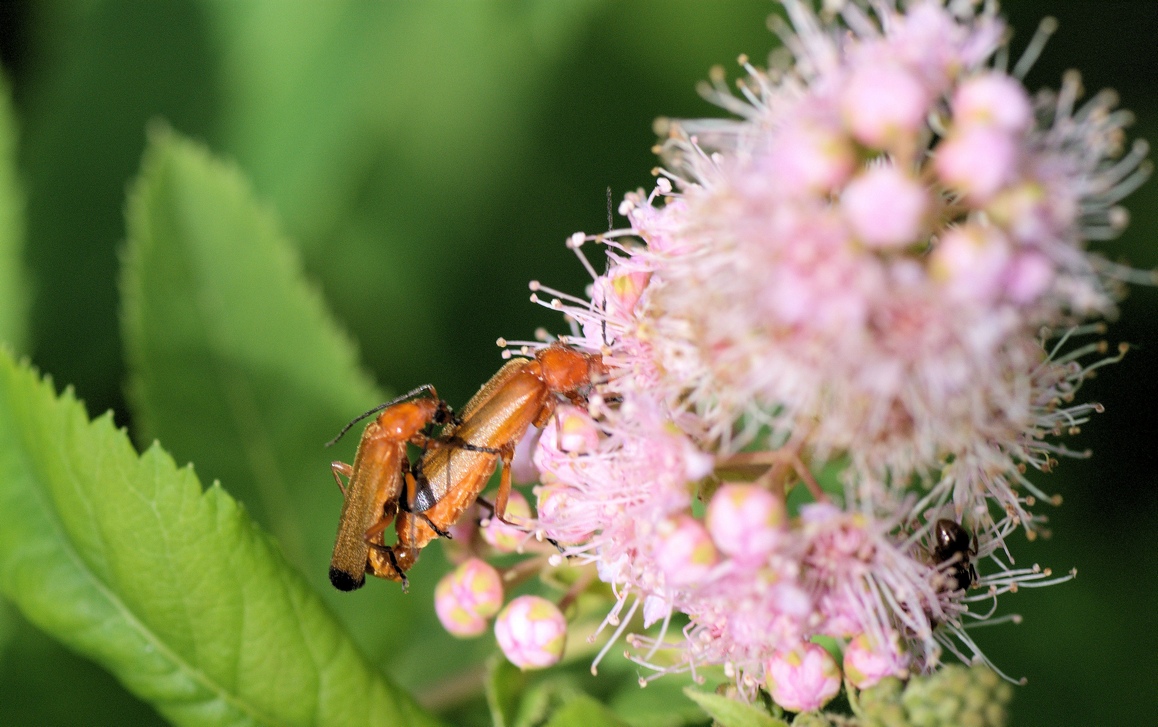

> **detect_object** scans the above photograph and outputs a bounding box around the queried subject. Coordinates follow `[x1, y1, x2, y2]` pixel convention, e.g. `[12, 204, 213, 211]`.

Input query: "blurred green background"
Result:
[0, 1, 1152, 725]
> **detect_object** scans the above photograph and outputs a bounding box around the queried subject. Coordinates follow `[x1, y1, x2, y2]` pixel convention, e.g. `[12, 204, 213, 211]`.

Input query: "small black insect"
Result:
[930, 519, 978, 593]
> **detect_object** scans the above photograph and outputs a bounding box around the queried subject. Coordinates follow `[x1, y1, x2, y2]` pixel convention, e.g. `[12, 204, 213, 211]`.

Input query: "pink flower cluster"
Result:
[444, 0, 1145, 709]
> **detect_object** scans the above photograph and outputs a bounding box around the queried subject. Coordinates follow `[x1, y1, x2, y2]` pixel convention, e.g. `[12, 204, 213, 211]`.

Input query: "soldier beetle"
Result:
[327, 385, 460, 592]
[369, 342, 606, 584]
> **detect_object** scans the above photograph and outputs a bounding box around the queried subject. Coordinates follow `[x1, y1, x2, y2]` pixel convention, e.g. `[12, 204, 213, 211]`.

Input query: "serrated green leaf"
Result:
[683, 689, 788, 727]
[543, 694, 632, 727]
[121, 126, 381, 583]
[0, 350, 441, 727]
[120, 126, 489, 688]
[0, 73, 28, 353]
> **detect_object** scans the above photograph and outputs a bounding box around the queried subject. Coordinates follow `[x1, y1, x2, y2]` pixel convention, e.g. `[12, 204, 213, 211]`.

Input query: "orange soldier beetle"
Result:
[368, 342, 607, 584]
[327, 385, 472, 592]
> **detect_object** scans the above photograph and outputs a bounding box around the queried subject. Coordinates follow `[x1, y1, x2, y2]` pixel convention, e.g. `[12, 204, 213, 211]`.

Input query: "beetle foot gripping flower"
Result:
[476, 0, 1146, 711]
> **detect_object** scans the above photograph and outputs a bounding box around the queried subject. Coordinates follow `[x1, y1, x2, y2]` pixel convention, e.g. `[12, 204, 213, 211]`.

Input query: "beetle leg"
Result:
[532, 397, 558, 429]
[420, 513, 451, 539]
[491, 442, 520, 527]
[330, 461, 353, 498]
[479, 493, 563, 553]
[367, 542, 409, 593]
[363, 502, 398, 544]
[563, 390, 587, 407]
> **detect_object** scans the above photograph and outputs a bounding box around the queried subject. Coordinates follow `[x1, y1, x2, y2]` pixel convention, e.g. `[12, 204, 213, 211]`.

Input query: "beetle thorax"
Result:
[537, 345, 593, 394]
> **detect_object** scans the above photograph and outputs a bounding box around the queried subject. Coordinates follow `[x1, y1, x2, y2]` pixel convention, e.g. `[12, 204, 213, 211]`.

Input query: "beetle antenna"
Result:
[606, 186, 613, 231]
[325, 384, 438, 447]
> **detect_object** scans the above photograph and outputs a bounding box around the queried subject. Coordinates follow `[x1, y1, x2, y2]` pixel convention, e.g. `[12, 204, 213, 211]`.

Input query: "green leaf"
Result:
[486, 654, 529, 727]
[18, 1, 217, 418]
[543, 694, 632, 727]
[608, 673, 708, 727]
[514, 675, 586, 727]
[121, 126, 381, 582]
[120, 125, 490, 689]
[203, 1, 605, 395]
[683, 689, 788, 727]
[0, 599, 12, 659]
[0, 610, 166, 726]
[0, 73, 28, 353]
[0, 350, 441, 727]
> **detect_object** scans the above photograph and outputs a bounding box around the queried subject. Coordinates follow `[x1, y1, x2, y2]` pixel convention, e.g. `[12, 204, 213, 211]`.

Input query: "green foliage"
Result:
[0, 349, 440, 727]
[0, 2, 1153, 725]
[683, 689, 788, 727]
[0, 74, 27, 354]
[205, 0, 608, 395]
[122, 126, 380, 577]
[543, 694, 633, 727]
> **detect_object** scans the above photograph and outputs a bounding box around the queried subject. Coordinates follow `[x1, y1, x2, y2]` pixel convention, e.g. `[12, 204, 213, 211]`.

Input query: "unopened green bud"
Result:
[900, 665, 1012, 727]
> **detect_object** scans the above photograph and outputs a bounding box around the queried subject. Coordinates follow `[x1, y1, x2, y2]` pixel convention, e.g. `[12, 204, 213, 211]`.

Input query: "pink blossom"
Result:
[481, 490, 533, 553]
[505, 0, 1132, 697]
[434, 559, 504, 638]
[495, 596, 567, 669]
[931, 224, 1012, 303]
[509, 424, 543, 485]
[935, 126, 1020, 204]
[952, 72, 1034, 134]
[767, 119, 856, 195]
[1004, 251, 1055, 304]
[841, 165, 930, 249]
[534, 484, 594, 546]
[705, 484, 785, 563]
[550, 405, 601, 454]
[653, 515, 719, 587]
[765, 643, 842, 712]
[843, 633, 911, 689]
[841, 63, 930, 150]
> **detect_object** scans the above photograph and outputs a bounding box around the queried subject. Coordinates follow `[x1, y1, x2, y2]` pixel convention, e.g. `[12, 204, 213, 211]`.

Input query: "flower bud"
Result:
[1004, 251, 1054, 304]
[768, 120, 856, 194]
[494, 595, 567, 669]
[842, 165, 930, 249]
[765, 642, 842, 713]
[843, 632, 911, 689]
[509, 425, 543, 484]
[935, 127, 1018, 205]
[706, 484, 785, 562]
[605, 269, 652, 318]
[901, 665, 1013, 727]
[481, 490, 533, 552]
[952, 72, 1033, 134]
[930, 224, 1011, 303]
[535, 483, 594, 545]
[553, 405, 601, 454]
[654, 515, 720, 587]
[842, 64, 930, 149]
[434, 558, 504, 638]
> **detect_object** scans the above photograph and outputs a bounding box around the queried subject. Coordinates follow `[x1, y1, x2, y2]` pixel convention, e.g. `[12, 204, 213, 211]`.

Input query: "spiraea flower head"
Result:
[466, 0, 1146, 705]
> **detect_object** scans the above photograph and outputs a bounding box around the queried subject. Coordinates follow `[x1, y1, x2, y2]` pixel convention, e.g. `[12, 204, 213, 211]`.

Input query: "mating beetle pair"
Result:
[327, 342, 606, 592]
